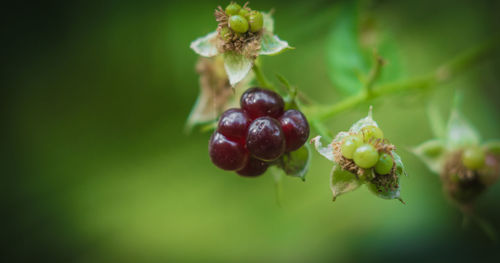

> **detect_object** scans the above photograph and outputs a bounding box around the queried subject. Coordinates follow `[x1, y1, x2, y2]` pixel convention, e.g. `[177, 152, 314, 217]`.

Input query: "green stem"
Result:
[252, 63, 275, 91]
[306, 38, 499, 122]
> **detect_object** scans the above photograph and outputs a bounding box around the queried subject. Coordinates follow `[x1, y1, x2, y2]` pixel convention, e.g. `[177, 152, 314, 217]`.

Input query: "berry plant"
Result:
[189, 1, 499, 216]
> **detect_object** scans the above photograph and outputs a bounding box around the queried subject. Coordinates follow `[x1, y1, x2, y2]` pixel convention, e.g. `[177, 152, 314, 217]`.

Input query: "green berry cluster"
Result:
[340, 125, 394, 175]
[224, 3, 264, 34]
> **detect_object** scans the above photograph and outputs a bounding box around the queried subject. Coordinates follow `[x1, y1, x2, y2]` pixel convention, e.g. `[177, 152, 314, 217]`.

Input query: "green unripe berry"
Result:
[225, 3, 241, 15]
[238, 8, 249, 18]
[361, 125, 384, 142]
[229, 15, 249, 33]
[462, 146, 486, 170]
[248, 11, 264, 32]
[374, 153, 394, 175]
[341, 135, 363, 159]
[353, 144, 379, 169]
[220, 27, 232, 41]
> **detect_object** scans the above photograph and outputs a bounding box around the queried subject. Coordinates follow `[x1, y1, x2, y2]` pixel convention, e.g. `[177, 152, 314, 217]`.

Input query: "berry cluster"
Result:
[209, 87, 310, 177]
[340, 125, 394, 175]
[222, 2, 263, 36]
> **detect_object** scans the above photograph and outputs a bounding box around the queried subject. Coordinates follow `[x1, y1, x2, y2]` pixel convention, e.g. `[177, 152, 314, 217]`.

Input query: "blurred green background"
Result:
[3, 0, 500, 262]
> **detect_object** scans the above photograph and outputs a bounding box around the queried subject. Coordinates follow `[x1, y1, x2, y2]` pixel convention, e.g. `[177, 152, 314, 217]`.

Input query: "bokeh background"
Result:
[3, 0, 500, 262]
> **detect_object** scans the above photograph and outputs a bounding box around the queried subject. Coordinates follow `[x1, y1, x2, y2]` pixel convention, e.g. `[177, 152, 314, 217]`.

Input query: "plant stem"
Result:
[306, 38, 499, 122]
[252, 63, 275, 91]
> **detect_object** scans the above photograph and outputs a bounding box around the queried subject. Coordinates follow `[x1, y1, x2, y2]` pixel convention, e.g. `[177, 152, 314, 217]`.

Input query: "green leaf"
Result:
[326, 2, 403, 95]
[446, 109, 481, 150]
[393, 151, 407, 178]
[277, 144, 311, 181]
[412, 139, 446, 174]
[260, 34, 293, 56]
[366, 179, 401, 201]
[223, 51, 254, 86]
[190, 31, 218, 57]
[330, 163, 362, 201]
[327, 1, 369, 95]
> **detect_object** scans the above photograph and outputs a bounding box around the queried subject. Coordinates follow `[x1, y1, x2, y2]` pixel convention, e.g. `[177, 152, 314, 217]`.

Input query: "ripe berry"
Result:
[209, 132, 248, 171]
[374, 152, 394, 175]
[240, 87, 284, 119]
[361, 125, 384, 142]
[279, 109, 310, 152]
[341, 135, 362, 159]
[353, 144, 379, 169]
[225, 3, 241, 16]
[237, 157, 268, 177]
[248, 11, 264, 32]
[246, 117, 286, 161]
[229, 15, 249, 33]
[218, 108, 250, 141]
[462, 146, 486, 170]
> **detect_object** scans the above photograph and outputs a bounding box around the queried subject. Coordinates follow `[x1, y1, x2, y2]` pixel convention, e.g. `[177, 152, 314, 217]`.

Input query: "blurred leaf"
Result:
[371, 32, 404, 84]
[278, 144, 311, 181]
[327, 2, 403, 94]
[412, 139, 446, 174]
[327, 1, 368, 94]
[223, 51, 254, 86]
[446, 109, 481, 150]
[260, 34, 293, 55]
[330, 163, 362, 201]
[426, 103, 446, 139]
[484, 140, 500, 155]
[190, 31, 218, 57]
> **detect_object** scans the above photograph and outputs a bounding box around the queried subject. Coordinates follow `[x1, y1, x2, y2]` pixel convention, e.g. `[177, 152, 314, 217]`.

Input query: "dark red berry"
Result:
[246, 117, 286, 161]
[279, 109, 310, 152]
[209, 132, 248, 171]
[240, 87, 284, 119]
[237, 157, 268, 177]
[217, 108, 250, 141]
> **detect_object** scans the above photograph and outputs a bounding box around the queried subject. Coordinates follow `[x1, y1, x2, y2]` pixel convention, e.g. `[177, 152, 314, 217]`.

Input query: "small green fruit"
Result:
[374, 153, 394, 175]
[248, 11, 264, 32]
[229, 15, 249, 33]
[220, 27, 232, 41]
[341, 135, 362, 159]
[361, 125, 384, 141]
[238, 8, 249, 18]
[353, 144, 379, 169]
[462, 146, 486, 170]
[225, 3, 241, 16]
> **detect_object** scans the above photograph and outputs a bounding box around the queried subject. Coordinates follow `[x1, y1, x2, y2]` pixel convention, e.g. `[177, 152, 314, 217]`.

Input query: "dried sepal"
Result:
[185, 57, 253, 131]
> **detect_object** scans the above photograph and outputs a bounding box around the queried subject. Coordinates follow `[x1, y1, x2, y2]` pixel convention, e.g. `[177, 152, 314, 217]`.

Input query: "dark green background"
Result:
[3, 0, 500, 262]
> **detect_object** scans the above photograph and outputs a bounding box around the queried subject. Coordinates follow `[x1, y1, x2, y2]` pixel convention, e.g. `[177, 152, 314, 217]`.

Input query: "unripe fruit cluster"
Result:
[340, 125, 394, 175]
[209, 87, 310, 177]
[223, 3, 264, 35]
